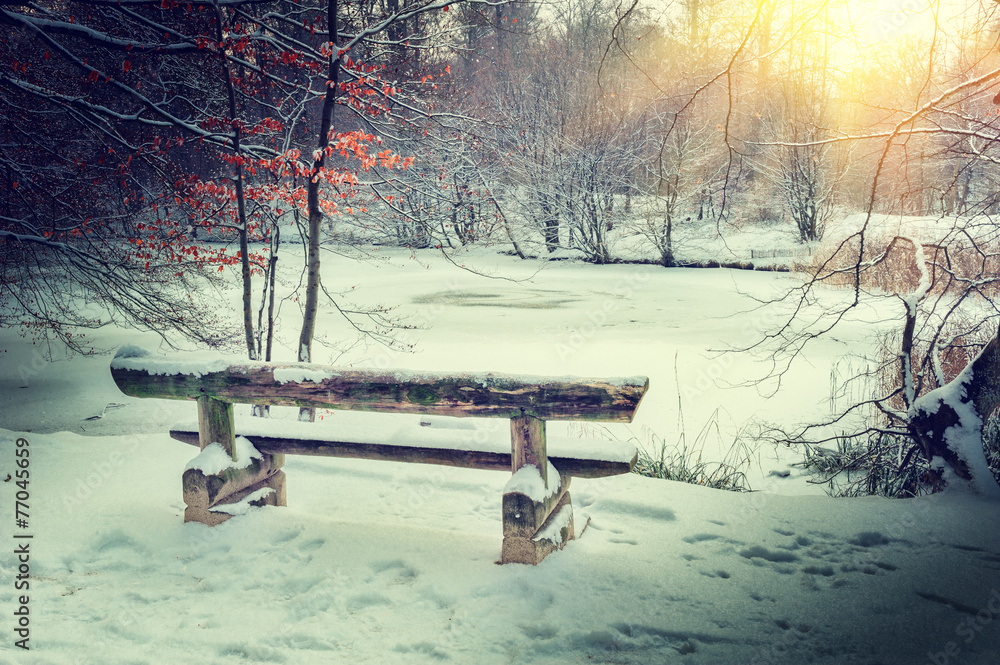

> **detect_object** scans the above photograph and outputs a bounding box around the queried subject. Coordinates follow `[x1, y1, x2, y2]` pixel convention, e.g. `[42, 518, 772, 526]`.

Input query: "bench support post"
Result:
[185, 397, 286, 526]
[198, 396, 236, 457]
[502, 414, 575, 564]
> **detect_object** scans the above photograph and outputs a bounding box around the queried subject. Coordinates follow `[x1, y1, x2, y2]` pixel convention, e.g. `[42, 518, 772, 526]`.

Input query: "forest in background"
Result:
[4, 1, 1000, 342]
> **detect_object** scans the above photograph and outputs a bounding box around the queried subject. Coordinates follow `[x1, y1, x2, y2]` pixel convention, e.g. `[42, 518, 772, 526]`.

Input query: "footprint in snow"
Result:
[521, 623, 559, 640]
[683, 533, 723, 544]
[848, 531, 894, 548]
[271, 527, 304, 545]
[345, 592, 393, 612]
[369, 558, 418, 584]
[774, 619, 811, 634]
[700, 569, 732, 579]
[739, 546, 800, 564]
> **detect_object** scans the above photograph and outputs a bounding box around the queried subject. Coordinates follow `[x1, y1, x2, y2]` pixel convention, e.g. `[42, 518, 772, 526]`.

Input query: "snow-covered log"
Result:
[111, 349, 648, 422]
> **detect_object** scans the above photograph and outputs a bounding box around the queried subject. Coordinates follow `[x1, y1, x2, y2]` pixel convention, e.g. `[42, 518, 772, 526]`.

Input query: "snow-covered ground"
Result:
[2, 242, 1000, 664]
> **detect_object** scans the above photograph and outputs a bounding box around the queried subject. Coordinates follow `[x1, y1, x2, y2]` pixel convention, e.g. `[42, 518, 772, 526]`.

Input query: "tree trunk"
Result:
[909, 330, 1000, 496]
[214, 1, 256, 360]
[542, 197, 559, 252]
[297, 0, 341, 422]
[661, 215, 674, 268]
[252, 227, 280, 418]
[688, 0, 700, 46]
[265, 227, 279, 363]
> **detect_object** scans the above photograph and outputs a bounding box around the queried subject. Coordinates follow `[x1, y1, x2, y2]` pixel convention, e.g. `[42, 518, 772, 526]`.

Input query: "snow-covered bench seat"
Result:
[110, 347, 648, 565]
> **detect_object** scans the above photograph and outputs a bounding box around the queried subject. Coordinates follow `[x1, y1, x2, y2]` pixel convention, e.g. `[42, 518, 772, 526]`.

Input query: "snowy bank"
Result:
[4, 428, 1000, 665]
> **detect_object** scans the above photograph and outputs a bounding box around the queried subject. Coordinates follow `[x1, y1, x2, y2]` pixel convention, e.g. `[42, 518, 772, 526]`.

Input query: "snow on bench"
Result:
[111, 347, 648, 565]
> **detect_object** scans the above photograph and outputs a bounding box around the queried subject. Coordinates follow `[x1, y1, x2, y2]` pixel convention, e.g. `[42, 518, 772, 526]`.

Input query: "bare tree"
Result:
[741, 2, 1000, 495]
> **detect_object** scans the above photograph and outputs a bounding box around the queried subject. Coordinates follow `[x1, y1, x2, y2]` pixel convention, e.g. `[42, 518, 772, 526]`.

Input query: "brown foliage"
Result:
[796, 233, 1000, 300]
[798, 231, 999, 404]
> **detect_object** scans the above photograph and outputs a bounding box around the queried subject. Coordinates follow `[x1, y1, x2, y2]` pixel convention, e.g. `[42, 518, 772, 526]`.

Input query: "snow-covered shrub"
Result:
[795, 432, 935, 498]
[783, 218, 1000, 496]
[803, 321, 1000, 497]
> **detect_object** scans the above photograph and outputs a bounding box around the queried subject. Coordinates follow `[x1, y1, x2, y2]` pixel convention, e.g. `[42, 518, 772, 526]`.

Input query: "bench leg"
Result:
[186, 396, 287, 526]
[502, 486, 575, 565]
[184, 469, 286, 526]
[502, 414, 575, 564]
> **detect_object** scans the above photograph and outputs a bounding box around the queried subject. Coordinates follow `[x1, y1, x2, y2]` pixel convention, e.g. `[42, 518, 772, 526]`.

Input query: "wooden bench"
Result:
[110, 347, 648, 564]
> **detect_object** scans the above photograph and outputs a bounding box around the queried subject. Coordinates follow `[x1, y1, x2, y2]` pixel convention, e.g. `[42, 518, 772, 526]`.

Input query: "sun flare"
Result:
[787, 0, 957, 64]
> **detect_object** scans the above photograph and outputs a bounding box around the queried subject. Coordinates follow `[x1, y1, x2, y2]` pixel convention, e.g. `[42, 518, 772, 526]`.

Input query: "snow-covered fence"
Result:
[110, 347, 648, 565]
[749, 246, 813, 260]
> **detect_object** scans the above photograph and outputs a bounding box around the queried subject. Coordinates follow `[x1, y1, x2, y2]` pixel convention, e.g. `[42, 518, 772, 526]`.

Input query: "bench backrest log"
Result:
[110, 352, 648, 423]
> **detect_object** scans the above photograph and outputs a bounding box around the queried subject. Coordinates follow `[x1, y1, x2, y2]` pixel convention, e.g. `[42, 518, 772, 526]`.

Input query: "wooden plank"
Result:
[111, 356, 648, 422]
[168, 429, 637, 478]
